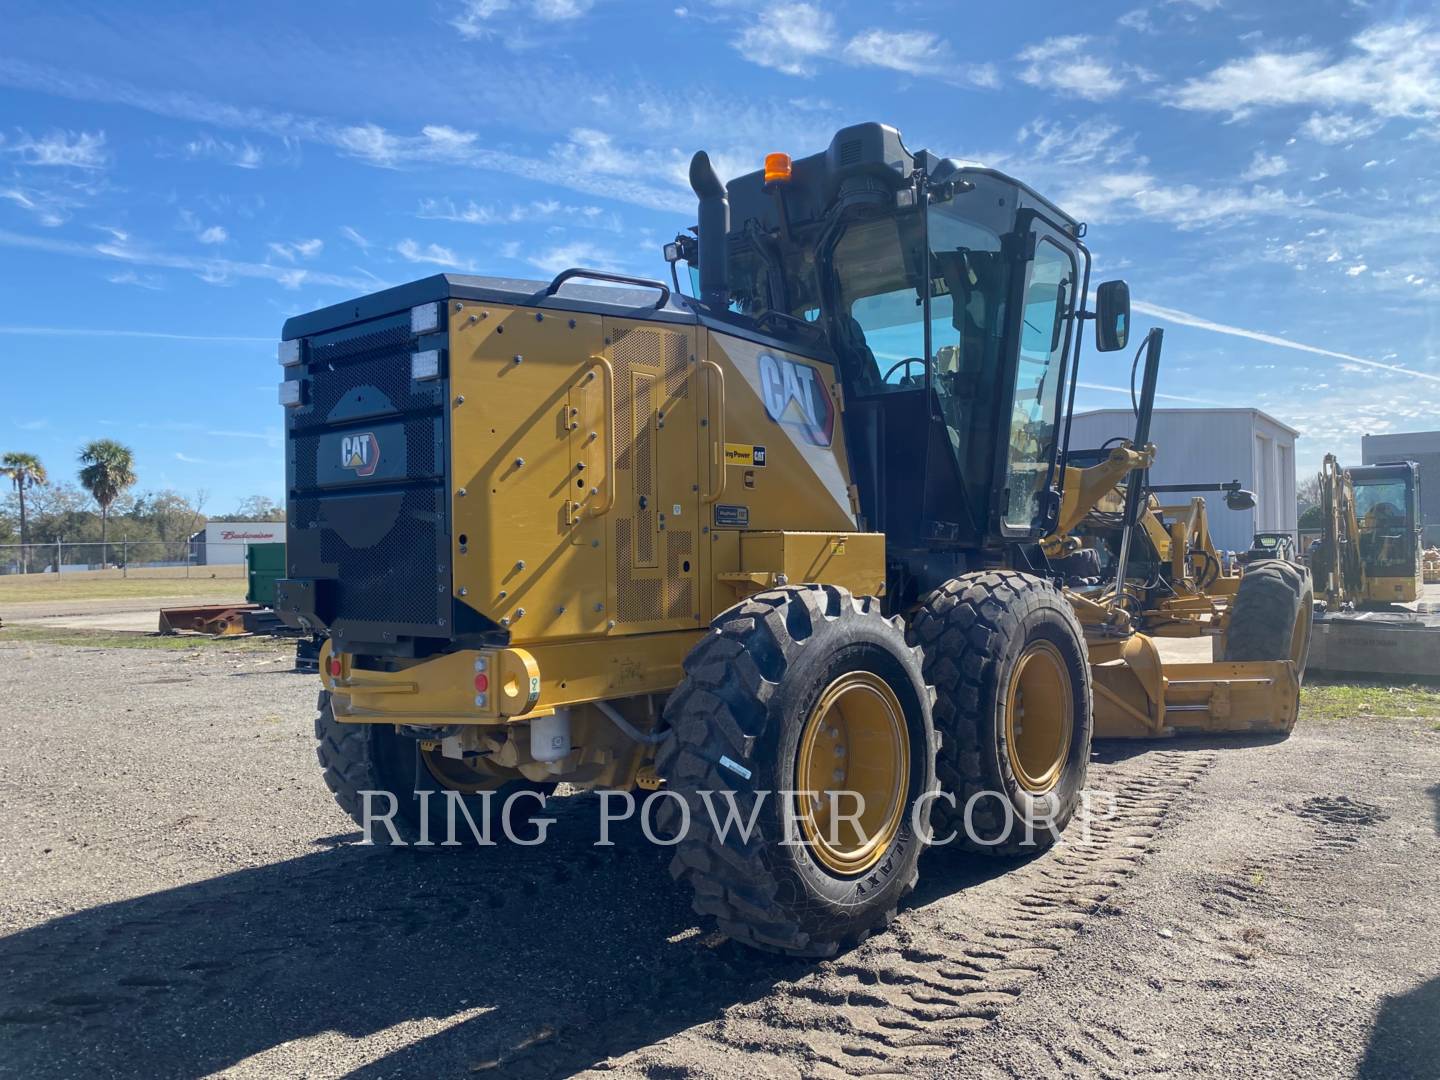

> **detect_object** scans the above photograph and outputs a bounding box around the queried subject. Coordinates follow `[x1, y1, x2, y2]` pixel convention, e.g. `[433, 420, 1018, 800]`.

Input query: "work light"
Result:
[278, 380, 305, 408]
[411, 302, 441, 335]
[278, 339, 302, 367]
[411, 349, 442, 381]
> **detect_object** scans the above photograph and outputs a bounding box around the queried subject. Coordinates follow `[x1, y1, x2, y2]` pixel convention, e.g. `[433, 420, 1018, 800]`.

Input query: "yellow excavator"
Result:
[276, 123, 1312, 957]
[1306, 453, 1439, 677]
[1313, 454, 1423, 608]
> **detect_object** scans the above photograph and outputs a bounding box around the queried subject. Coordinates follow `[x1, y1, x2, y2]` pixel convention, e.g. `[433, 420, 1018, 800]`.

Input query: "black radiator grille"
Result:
[284, 308, 450, 641]
[291, 487, 446, 627]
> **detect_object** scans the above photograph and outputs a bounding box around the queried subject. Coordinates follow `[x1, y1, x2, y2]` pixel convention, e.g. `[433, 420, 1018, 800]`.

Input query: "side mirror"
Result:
[1225, 487, 1257, 512]
[1094, 280, 1130, 352]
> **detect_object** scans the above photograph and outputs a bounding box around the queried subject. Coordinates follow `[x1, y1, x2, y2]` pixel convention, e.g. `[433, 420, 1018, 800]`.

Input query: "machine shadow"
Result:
[0, 794, 809, 1079]
[1357, 974, 1440, 1080]
[1088, 731, 1288, 767]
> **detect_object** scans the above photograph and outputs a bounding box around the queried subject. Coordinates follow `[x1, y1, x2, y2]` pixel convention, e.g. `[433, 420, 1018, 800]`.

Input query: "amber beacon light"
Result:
[764, 152, 793, 184]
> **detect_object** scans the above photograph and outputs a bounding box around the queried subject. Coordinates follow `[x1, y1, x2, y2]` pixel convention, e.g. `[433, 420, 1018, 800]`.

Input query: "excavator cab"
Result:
[1347, 461, 1422, 605]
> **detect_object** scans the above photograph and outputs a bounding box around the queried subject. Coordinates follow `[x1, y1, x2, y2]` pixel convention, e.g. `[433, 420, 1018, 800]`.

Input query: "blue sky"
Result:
[2, 0, 1438, 510]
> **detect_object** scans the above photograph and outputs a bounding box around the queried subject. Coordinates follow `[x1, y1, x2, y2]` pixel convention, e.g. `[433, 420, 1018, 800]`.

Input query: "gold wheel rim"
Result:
[795, 671, 910, 875]
[1005, 641, 1073, 794]
[421, 747, 511, 793]
[1289, 594, 1312, 681]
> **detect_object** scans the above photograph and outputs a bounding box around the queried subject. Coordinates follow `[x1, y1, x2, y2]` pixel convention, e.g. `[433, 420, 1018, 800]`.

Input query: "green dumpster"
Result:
[245, 542, 286, 607]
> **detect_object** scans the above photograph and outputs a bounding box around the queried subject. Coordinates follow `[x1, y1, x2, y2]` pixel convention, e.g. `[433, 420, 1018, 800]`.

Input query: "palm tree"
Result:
[1, 451, 47, 573]
[77, 439, 137, 568]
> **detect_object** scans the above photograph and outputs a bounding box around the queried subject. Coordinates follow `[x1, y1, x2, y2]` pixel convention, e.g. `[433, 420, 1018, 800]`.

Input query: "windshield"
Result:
[1353, 476, 1413, 569]
[829, 202, 1012, 518]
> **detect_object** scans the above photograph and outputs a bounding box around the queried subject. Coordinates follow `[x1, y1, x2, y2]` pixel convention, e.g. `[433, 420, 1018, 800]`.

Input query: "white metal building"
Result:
[195, 521, 284, 565]
[1067, 408, 1299, 554]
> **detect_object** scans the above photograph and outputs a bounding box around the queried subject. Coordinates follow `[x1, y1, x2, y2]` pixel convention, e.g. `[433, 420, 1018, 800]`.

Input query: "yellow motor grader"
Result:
[276, 123, 1310, 957]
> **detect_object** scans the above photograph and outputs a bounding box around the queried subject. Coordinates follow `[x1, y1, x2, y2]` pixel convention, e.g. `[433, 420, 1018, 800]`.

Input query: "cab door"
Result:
[995, 216, 1079, 540]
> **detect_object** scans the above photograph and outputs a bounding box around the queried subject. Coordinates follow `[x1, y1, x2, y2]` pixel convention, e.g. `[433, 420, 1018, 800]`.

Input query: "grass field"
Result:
[0, 566, 245, 603]
[1302, 680, 1440, 724]
[0, 624, 292, 652]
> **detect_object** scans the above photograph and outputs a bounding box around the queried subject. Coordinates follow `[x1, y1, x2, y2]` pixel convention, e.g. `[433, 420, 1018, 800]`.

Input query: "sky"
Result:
[1, 0, 1438, 511]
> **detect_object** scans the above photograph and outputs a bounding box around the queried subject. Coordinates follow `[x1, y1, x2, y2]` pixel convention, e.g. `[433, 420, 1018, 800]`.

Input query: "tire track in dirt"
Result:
[579, 748, 1217, 1080]
[953, 786, 1406, 1080]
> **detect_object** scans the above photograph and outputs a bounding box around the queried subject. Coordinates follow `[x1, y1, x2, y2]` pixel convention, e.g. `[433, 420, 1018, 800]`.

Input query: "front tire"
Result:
[657, 585, 937, 957]
[1224, 559, 1313, 682]
[909, 571, 1092, 856]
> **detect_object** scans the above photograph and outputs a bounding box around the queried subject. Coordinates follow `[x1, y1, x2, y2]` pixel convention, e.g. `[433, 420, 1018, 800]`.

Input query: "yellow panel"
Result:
[448, 302, 609, 642]
[602, 317, 703, 635]
[1366, 575, 1419, 604]
[324, 631, 704, 723]
[706, 527, 740, 621]
[703, 330, 857, 535]
[743, 531, 885, 594]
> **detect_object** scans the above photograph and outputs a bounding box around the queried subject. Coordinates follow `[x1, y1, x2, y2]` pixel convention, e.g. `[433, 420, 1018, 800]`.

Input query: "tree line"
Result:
[1, 442, 283, 571]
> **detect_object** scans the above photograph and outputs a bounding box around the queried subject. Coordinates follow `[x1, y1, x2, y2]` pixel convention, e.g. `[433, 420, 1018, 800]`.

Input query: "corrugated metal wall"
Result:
[1067, 409, 1297, 553]
[1362, 431, 1440, 546]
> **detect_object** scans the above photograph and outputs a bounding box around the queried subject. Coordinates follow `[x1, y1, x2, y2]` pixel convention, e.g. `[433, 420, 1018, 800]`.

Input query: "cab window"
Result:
[1002, 238, 1074, 530]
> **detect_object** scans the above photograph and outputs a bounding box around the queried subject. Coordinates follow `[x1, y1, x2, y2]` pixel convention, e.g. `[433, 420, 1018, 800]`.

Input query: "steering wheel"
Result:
[881, 357, 925, 385]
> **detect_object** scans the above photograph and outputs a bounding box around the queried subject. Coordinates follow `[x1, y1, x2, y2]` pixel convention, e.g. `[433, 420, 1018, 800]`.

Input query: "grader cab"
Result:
[276, 122, 1311, 957]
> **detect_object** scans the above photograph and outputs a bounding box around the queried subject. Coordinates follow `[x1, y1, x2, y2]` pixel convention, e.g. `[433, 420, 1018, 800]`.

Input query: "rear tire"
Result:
[1224, 559, 1313, 682]
[315, 692, 553, 845]
[656, 585, 937, 957]
[909, 571, 1092, 857]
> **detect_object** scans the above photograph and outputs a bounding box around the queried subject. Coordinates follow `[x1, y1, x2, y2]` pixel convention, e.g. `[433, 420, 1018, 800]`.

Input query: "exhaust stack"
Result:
[689, 151, 729, 312]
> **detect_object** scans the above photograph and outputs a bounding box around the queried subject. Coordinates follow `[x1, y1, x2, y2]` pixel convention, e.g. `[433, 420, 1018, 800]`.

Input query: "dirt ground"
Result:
[0, 638, 1437, 1080]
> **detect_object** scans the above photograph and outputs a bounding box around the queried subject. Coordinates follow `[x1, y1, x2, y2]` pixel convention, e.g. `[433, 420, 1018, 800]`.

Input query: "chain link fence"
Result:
[0, 540, 259, 579]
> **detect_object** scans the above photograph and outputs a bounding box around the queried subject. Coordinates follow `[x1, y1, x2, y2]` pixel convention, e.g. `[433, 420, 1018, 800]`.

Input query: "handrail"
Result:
[586, 356, 616, 517]
[700, 358, 726, 505]
[545, 268, 671, 310]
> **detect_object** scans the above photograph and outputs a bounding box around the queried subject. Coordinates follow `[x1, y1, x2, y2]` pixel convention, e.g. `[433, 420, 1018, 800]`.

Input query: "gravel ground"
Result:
[0, 639, 1436, 1079]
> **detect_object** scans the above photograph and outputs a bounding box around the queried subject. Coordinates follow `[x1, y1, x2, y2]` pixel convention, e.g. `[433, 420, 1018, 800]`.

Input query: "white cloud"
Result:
[178, 209, 229, 246]
[0, 185, 78, 227]
[183, 134, 266, 168]
[3, 129, 107, 168]
[418, 196, 615, 230]
[1169, 19, 1440, 121]
[1050, 167, 1305, 229]
[1078, 381, 1227, 406]
[268, 238, 323, 260]
[1017, 36, 1127, 101]
[532, 0, 592, 17]
[0, 323, 270, 343]
[396, 238, 471, 269]
[0, 227, 377, 293]
[525, 240, 615, 276]
[1346, 263, 1368, 276]
[333, 123, 399, 165]
[107, 269, 165, 290]
[0, 57, 748, 214]
[1117, 8, 1154, 33]
[1016, 118, 1134, 168]
[733, 3, 836, 77]
[1240, 151, 1287, 180]
[450, 0, 592, 37]
[1133, 298, 1440, 383]
[339, 225, 370, 250]
[1299, 111, 1384, 144]
[841, 30, 998, 87]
